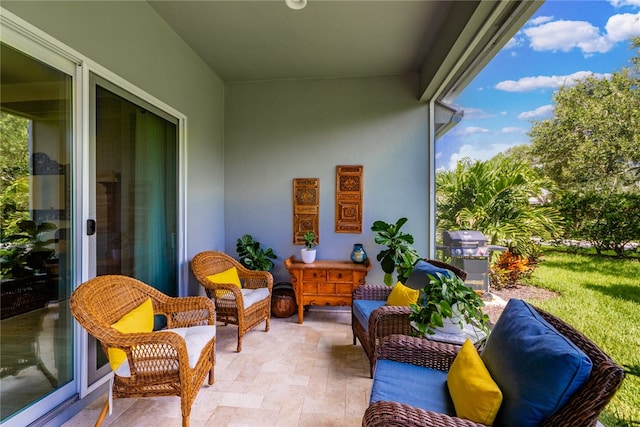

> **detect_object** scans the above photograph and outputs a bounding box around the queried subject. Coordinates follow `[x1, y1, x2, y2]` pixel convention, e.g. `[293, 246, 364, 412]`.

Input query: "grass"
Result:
[526, 248, 640, 426]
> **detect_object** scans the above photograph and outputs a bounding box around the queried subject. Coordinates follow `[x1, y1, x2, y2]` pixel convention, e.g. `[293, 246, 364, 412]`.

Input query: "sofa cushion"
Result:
[481, 299, 592, 427]
[371, 359, 455, 416]
[404, 260, 455, 290]
[353, 299, 386, 332]
[208, 266, 242, 298]
[386, 282, 419, 306]
[448, 339, 502, 425]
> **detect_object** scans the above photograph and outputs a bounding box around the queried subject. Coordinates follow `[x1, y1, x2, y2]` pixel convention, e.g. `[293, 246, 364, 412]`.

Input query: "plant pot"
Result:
[434, 316, 465, 334]
[301, 249, 316, 264]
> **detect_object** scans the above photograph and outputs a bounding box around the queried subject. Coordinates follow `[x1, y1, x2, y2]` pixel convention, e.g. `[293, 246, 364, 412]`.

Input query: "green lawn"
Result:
[526, 249, 640, 426]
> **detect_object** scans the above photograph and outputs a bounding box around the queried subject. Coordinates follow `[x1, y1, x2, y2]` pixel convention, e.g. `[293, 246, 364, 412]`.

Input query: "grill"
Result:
[440, 230, 506, 292]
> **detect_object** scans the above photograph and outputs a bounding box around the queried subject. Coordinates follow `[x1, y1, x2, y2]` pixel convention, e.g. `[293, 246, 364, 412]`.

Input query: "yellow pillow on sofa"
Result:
[207, 266, 242, 298]
[386, 282, 419, 306]
[108, 298, 154, 371]
[447, 339, 503, 425]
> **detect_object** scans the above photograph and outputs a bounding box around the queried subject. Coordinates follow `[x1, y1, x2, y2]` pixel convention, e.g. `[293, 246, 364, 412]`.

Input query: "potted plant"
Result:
[408, 271, 490, 336]
[301, 231, 316, 264]
[235, 234, 278, 271]
[371, 217, 420, 286]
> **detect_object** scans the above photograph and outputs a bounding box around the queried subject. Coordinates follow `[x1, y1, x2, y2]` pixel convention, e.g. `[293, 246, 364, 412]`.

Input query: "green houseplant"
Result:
[408, 271, 490, 336]
[301, 231, 316, 264]
[235, 234, 278, 271]
[371, 217, 420, 286]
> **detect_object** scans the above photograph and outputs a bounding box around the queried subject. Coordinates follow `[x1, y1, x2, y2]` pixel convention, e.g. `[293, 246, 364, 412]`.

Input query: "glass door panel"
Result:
[87, 76, 178, 384]
[0, 42, 74, 423]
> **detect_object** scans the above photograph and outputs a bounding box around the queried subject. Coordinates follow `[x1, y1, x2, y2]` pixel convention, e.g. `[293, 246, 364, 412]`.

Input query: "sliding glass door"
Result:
[0, 42, 75, 425]
[86, 76, 179, 384]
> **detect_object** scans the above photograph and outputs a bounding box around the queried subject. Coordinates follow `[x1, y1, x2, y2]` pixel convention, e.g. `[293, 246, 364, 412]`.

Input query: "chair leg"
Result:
[265, 316, 270, 332]
[237, 329, 243, 352]
[182, 414, 189, 427]
[94, 399, 109, 427]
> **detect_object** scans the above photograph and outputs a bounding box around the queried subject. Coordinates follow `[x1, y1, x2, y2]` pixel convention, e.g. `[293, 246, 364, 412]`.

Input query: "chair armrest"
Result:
[368, 305, 413, 339]
[363, 401, 483, 427]
[238, 269, 273, 292]
[157, 296, 215, 328]
[353, 284, 392, 301]
[376, 334, 459, 371]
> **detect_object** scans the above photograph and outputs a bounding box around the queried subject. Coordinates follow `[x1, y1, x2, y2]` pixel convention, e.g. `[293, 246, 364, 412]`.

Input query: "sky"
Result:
[436, 0, 640, 171]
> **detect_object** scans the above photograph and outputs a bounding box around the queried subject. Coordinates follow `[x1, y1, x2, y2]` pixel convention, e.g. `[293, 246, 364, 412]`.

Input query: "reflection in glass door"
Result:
[0, 42, 74, 423]
[87, 77, 178, 384]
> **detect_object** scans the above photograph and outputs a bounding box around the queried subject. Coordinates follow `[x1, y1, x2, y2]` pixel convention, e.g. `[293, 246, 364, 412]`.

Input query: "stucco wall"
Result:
[3, 1, 225, 294]
[224, 75, 430, 284]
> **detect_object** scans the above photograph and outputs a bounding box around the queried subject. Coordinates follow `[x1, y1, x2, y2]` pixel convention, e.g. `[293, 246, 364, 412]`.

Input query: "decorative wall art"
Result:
[293, 178, 319, 245]
[335, 165, 363, 233]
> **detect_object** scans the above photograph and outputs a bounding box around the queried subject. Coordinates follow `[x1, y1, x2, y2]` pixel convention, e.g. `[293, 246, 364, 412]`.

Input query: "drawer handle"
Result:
[337, 273, 343, 278]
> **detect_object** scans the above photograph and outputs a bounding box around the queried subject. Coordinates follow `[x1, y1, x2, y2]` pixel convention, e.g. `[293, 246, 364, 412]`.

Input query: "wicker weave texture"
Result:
[352, 259, 467, 377]
[363, 306, 625, 427]
[191, 251, 273, 352]
[70, 275, 216, 427]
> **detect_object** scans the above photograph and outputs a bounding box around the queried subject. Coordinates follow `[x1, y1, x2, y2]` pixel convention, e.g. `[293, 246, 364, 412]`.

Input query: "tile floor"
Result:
[62, 307, 371, 427]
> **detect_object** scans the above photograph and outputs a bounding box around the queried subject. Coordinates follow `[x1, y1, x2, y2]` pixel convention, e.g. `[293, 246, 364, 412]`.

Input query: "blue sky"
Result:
[436, 0, 640, 171]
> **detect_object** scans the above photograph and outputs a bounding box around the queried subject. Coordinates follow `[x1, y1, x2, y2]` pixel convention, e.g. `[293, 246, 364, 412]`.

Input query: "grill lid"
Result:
[442, 230, 487, 247]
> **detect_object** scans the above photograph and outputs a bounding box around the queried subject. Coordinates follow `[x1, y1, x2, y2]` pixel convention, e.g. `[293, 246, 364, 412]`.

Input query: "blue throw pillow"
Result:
[481, 299, 592, 427]
[404, 260, 455, 290]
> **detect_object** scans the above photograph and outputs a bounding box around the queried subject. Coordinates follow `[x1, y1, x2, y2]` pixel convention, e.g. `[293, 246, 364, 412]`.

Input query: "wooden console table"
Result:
[284, 256, 370, 323]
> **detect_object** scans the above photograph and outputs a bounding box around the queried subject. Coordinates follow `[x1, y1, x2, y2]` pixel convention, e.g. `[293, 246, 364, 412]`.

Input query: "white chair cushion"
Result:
[114, 324, 216, 377]
[219, 287, 270, 309]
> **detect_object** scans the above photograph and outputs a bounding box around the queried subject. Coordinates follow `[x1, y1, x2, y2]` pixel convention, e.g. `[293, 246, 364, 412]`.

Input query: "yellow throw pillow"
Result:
[447, 339, 503, 425]
[207, 266, 242, 298]
[386, 282, 419, 306]
[108, 298, 154, 371]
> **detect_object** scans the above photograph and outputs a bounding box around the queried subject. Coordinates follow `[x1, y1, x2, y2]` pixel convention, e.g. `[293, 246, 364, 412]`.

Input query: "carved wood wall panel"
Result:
[335, 165, 363, 233]
[293, 178, 319, 245]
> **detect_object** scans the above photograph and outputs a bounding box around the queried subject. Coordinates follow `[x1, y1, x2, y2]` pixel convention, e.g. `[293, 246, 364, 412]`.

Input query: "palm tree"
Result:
[436, 155, 562, 257]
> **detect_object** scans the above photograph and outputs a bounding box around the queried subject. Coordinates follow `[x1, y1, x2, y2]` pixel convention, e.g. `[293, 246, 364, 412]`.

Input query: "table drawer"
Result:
[303, 270, 326, 281]
[336, 283, 354, 295]
[327, 270, 352, 282]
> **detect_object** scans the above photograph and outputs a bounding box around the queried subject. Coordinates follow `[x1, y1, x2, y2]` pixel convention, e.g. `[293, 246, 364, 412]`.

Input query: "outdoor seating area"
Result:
[62, 257, 625, 427]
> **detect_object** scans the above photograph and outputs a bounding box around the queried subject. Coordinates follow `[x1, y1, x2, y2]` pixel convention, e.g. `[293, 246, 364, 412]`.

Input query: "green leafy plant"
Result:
[408, 271, 490, 336]
[371, 217, 420, 286]
[235, 234, 278, 271]
[0, 219, 57, 279]
[302, 231, 316, 250]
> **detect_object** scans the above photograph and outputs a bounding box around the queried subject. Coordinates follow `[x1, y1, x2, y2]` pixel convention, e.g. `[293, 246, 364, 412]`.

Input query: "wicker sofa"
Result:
[351, 259, 467, 377]
[363, 299, 625, 427]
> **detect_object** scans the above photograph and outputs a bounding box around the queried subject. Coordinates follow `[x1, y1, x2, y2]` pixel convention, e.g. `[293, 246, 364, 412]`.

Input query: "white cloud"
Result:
[455, 126, 490, 137]
[524, 12, 640, 55]
[447, 143, 517, 170]
[605, 12, 640, 42]
[525, 20, 613, 53]
[528, 15, 554, 26]
[609, 0, 640, 7]
[462, 107, 493, 119]
[495, 71, 611, 92]
[501, 127, 526, 133]
[518, 105, 555, 120]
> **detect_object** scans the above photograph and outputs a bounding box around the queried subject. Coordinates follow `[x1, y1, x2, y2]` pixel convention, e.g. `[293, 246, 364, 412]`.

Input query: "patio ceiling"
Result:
[149, 0, 542, 102]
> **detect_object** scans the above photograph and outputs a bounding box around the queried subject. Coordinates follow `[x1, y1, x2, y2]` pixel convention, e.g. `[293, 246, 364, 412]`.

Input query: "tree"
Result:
[436, 155, 562, 257]
[528, 37, 640, 191]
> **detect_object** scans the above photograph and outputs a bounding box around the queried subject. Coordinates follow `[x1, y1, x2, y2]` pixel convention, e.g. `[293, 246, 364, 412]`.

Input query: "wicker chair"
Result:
[191, 251, 273, 352]
[70, 275, 216, 427]
[363, 306, 625, 427]
[352, 259, 467, 377]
